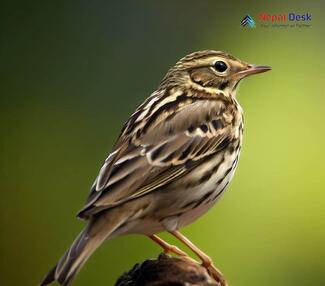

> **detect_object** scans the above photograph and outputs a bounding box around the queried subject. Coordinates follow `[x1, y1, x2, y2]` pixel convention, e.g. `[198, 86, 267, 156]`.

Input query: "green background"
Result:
[1, 1, 324, 285]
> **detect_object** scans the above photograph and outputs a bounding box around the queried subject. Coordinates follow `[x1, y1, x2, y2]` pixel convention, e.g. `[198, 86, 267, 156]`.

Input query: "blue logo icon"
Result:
[241, 15, 256, 28]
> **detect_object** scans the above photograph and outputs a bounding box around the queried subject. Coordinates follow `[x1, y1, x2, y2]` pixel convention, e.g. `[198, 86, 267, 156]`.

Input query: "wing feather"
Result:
[78, 97, 234, 219]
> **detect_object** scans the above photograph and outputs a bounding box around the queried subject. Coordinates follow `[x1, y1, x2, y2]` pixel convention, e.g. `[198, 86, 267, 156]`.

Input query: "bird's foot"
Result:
[168, 231, 228, 285]
[203, 261, 228, 286]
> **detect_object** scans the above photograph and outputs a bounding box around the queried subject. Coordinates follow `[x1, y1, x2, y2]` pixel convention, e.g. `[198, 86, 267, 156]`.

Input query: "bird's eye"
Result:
[213, 61, 228, 73]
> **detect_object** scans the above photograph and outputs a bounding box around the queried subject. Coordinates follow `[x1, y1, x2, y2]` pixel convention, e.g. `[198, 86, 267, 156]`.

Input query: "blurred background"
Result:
[1, 1, 324, 285]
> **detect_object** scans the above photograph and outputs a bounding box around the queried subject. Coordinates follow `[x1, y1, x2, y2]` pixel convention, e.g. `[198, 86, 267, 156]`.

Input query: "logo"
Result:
[241, 12, 312, 29]
[259, 12, 312, 22]
[241, 15, 256, 28]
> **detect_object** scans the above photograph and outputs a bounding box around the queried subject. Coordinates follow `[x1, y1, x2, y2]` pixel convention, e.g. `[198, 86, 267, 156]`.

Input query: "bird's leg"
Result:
[169, 230, 228, 286]
[148, 234, 188, 257]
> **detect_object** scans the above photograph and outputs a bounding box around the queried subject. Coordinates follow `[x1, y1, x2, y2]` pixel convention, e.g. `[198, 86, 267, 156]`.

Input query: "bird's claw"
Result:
[205, 264, 228, 286]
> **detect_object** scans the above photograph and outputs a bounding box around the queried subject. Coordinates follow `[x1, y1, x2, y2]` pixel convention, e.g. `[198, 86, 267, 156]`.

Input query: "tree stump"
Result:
[115, 253, 220, 286]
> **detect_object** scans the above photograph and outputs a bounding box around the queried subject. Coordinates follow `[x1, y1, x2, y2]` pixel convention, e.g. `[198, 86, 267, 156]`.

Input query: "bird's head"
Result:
[161, 50, 271, 95]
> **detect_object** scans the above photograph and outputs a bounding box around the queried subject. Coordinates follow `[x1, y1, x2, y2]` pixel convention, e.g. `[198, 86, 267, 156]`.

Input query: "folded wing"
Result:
[78, 96, 235, 219]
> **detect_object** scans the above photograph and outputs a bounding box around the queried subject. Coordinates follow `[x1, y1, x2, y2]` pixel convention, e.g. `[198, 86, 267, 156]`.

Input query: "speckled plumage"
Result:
[41, 50, 270, 286]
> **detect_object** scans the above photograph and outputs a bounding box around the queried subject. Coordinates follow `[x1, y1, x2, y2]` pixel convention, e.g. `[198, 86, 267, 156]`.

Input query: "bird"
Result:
[40, 50, 271, 286]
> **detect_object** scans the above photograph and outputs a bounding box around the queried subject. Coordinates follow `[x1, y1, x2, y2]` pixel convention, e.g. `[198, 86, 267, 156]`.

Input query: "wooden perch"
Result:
[115, 253, 221, 286]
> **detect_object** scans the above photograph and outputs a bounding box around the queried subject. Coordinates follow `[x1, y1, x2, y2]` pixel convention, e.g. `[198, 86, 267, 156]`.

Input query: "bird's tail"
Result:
[40, 214, 124, 286]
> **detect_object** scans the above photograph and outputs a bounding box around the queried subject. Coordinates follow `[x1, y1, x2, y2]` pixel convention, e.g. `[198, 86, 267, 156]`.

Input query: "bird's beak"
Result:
[233, 65, 271, 80]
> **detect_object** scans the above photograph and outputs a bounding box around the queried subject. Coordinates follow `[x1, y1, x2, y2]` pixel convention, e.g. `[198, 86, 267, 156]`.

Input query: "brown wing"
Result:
[78, 95, 235, 219]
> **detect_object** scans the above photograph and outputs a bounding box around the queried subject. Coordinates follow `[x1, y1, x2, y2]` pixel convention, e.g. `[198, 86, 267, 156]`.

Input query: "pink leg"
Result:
[170, 230, 228, 286]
